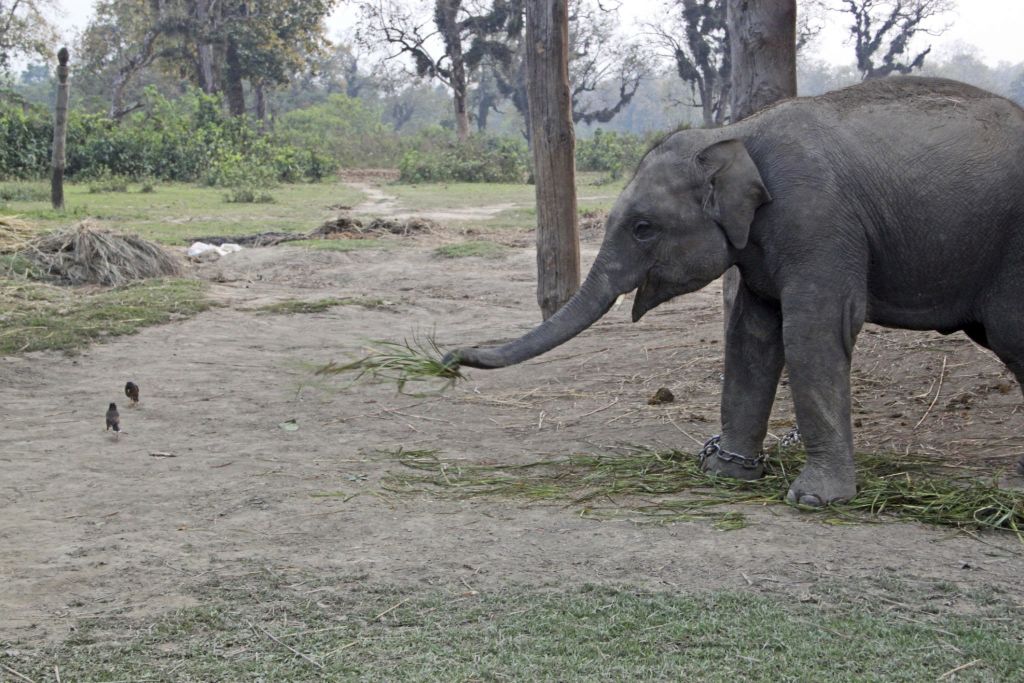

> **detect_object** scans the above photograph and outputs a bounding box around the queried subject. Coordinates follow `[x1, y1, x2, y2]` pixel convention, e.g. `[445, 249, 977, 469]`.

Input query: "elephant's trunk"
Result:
[445, 254, 627, 369]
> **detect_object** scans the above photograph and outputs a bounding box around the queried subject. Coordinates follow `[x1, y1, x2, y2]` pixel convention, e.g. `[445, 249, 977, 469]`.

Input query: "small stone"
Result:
[647, 387, 675, 405]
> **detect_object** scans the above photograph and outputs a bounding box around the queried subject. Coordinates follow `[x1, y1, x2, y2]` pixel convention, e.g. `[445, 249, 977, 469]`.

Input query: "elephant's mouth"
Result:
[631, 273, 701, 322]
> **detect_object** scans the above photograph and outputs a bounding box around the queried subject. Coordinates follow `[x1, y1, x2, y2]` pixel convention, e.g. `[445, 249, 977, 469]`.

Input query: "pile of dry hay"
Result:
[311, 215, 436, 239]
[23, 221, 181, 286]
[0, 216, 37, 254]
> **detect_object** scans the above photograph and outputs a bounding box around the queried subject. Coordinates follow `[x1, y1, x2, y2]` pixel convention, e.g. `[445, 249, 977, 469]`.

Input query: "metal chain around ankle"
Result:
[698, 435, 766, 470]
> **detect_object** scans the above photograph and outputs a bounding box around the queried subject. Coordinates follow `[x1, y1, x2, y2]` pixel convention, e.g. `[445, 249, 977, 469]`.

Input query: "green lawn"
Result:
[0, 180, 366, 245]
[5, 573, 1020, 681]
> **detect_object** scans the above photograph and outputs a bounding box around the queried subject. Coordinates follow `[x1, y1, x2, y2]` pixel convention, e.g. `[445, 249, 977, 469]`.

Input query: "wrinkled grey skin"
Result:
[446, 77, 1024, 505]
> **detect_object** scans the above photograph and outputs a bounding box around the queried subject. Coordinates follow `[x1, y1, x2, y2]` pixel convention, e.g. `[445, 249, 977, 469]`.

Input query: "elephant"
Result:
[444, 76, 1024, 506]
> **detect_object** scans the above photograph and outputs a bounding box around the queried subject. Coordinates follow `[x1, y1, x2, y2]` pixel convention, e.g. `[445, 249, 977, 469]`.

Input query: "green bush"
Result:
[575, 129, 648, 180]
[0, 88, 334, 184]
[275, 94, 401, 169]
[398, 132, 529, 183]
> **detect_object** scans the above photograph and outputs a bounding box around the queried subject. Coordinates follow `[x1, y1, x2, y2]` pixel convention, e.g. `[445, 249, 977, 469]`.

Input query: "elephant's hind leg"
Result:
[974, 313, 1024, 475]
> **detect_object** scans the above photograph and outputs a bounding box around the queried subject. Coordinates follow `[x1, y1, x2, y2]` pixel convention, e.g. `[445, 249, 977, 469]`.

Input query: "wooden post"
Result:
[722, 0, 796, 328]
[51, 47, 70, 210]
[525, 0, 580, 320]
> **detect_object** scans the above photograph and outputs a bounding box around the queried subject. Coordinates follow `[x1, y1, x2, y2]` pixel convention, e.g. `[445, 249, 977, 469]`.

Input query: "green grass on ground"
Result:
[0, 278, 209, 354]
[0, 180, 366, 245]
[381, 447, 1024, 536]
[254, 296, 392, 315]
[433, 240, 509, 259]
[3, 572, 1020, 681]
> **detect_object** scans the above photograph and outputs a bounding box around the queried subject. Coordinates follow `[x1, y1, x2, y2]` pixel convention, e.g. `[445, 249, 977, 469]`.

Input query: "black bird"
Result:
[124, 381, 140, 405]
[106, 402, 121, 439]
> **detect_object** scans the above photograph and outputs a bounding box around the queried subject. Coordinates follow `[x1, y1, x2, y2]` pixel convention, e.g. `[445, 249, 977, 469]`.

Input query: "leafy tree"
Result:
[78, 0, 336, 119]
[356, 0, 520, 141]
[0, 0, 57, 73]
[78, 0, 165, 119]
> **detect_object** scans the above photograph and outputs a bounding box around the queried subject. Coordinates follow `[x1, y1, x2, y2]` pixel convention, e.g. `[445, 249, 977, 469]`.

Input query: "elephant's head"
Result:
[447, 134, 771, 370]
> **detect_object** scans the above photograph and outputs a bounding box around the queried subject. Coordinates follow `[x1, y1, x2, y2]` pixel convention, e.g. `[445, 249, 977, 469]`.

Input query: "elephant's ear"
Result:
[696, 139, 771, 250]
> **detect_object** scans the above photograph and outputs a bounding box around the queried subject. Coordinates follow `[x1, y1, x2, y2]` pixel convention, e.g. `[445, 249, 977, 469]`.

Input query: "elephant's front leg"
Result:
[704, 285, 785, 480]
[781, 294, 864, 506]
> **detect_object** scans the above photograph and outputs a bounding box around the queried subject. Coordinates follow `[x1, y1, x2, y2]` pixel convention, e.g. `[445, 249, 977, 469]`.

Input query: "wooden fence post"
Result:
[51, 47, 70, 210]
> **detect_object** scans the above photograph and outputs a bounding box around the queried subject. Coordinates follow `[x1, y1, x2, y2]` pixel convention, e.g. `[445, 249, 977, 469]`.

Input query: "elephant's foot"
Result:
[699, 436, 764, 480]
[786, 463, 856, 507]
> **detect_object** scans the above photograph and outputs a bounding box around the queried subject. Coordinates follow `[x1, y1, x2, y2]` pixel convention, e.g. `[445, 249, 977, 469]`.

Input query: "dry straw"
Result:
[23, 220, 181, 286]
[0, 216, 37, 253]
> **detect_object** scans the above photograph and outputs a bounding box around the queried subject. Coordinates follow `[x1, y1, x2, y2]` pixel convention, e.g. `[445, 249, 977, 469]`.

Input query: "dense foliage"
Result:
[398, 131, 529, 183]
[0, 88, 331, 185]
[274, 94, 401, 169]
[575, 129, 649, 179]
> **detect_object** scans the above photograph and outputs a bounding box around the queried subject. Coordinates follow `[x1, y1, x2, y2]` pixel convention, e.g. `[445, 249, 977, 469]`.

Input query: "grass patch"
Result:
[224, 187, 276, 204]
[255, 297, 392, 315]
[0, 181, 50, 203]
[433, 240, 508, 259]
[382, 446, 1024, 535]
[0, 278, 209, 354]
[317, 335, 463, 395]
[0, 181, 366, 245]
[5, 573, 1022, 680]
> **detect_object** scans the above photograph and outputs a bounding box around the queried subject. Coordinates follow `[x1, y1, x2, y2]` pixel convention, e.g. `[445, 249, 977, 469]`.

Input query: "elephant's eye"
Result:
[633, 220, 659, 242]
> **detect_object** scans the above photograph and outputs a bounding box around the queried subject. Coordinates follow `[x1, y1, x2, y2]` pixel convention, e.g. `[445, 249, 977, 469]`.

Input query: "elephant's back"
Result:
[811, 76, 1008, 113]
[752, 76, 1024, 137]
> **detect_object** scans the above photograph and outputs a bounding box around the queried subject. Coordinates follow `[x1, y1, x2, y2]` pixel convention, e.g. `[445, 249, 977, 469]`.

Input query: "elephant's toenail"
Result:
[798, 494, 823, 507]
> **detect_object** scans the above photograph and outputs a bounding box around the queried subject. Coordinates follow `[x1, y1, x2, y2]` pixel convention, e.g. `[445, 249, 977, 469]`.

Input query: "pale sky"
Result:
[53, 0, 1024, 67]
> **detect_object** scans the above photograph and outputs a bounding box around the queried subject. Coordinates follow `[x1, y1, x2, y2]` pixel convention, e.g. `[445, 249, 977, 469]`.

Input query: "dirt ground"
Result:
[2, 216, 1023, 647]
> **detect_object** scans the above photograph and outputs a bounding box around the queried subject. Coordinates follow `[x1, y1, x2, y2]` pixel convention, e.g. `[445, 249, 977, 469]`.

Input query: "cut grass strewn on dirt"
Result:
[382, 446, 1024, 535]
[317, 335, 464, 394]
[0, 278, 209, 354]
[294, 238, 394, 252]
[5, 573, 1022, 681]
[255, 297, 393, 315]
[433, 240, 509, 259]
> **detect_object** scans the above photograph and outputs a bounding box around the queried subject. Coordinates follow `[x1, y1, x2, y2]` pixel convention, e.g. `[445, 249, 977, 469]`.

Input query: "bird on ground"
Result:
[124, 381, 140, 405]
[106, 402, 121, 439]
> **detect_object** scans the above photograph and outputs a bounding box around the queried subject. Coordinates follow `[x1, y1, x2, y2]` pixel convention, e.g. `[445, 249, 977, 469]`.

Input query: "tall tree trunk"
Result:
[224, 38, 246, 116]
[476, 91, 496, 132]
[435, 0, 471, 141]
[722, 0, 796, 329]
[451, 74, 470, 140]
[51, 47, 70, 210]
[195, 0, 216, 93]
[254, 82, 267, 127]
[727, 0, 797, 121]
[526, 0, 580, 320]
[110, 70, 128, 120]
